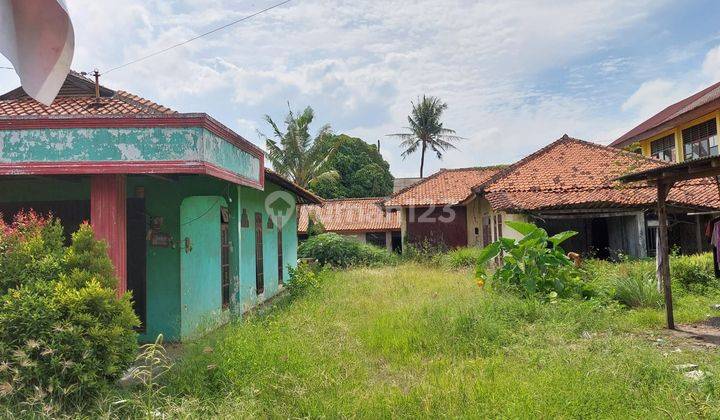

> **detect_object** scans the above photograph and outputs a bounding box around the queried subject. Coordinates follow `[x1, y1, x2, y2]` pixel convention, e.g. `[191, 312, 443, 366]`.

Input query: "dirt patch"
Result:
[669, 317, 720, 348]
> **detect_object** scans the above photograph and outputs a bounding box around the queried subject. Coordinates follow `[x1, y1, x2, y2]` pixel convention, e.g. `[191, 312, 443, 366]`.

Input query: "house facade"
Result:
[610, 81, 720, 163]
[298, 198, 401, 252]
[0, 72, 320, 342]
[383, 167, 524, 249]
[384, 136, 720, 258]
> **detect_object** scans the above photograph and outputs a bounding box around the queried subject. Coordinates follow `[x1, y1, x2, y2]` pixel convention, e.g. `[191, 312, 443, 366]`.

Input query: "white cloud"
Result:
[0, 0, 685, 176]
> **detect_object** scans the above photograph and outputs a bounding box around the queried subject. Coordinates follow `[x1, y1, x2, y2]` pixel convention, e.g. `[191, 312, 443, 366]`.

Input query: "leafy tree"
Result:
[312, 134, 393, 198]
[349, 163, 392, 197]
[308, 170, 344, 199]
[388, 96, 463, 178]
[260, 105, 337, 188]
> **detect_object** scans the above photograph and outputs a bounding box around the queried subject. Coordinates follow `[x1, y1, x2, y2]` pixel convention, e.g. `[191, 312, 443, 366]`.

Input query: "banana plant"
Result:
[476, 221, 579, 298]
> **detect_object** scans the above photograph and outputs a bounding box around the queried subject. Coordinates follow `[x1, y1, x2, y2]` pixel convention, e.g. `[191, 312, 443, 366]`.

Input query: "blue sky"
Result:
[2, 0, 720, 177]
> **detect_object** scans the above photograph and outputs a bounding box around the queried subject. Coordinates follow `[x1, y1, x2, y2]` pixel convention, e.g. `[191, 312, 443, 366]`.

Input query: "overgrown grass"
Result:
[23, 261, 719, 418]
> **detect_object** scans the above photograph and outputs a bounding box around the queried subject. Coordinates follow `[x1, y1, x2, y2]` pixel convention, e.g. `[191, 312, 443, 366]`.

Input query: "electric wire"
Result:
[101, 0, 292, 76]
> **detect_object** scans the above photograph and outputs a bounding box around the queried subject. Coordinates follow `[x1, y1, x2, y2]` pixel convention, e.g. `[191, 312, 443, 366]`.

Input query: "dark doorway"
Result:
[255, 213, 264, 294]
[221, 208, 230, 309]
[391, 231, 402, 253]
[126, 198, 147, 330]
[590, 218, 610, 259]
[277, 226, 284, 285]
[0, 200, 90, 243]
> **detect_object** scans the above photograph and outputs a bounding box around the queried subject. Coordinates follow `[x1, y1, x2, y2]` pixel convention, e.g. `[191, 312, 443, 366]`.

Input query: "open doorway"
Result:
[590, 218, 610, 259]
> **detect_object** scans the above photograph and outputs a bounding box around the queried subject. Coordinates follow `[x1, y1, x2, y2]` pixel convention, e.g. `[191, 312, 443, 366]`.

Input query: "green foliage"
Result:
[286, 262, 326, 297]
[307, 170, 345, 199]
[298, 233, 397, 267]
[388, 95, 463, 177]
[311, 134, 393, 198]
[260, 105, 338, 188]
[401, 237, 448, 263]
[476, 221, 583, 298]
[671, 253, 717, 291]
[306, 212, 326, 237]
[439, 247, 484, 270]
[0, 213, 138, 405]
[612, 264, 663, 308]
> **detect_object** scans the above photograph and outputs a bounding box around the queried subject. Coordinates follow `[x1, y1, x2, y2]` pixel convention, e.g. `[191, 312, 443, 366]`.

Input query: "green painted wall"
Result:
[0, 127, 260, 183]
[235, 182, 298, 310]
[179, 196, 227, 340]
[0, 173, 298, 343]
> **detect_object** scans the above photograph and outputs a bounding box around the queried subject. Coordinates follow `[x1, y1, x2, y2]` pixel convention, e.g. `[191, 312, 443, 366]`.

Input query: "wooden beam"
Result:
[656, 181, 675, 330]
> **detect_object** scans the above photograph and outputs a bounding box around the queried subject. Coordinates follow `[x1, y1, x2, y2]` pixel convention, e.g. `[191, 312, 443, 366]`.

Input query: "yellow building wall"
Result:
[637, 111, 719, 163]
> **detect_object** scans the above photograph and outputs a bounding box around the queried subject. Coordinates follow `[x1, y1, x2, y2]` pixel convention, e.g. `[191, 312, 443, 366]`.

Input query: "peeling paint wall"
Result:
[0, 127, 261, 183]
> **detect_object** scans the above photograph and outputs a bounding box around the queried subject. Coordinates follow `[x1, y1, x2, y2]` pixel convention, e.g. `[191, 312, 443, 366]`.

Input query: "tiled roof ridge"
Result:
[321, 197, 388, 202]
[475, 135, 667, 193]
[115, 90, 176, 114]
[385, 165, 500, 205]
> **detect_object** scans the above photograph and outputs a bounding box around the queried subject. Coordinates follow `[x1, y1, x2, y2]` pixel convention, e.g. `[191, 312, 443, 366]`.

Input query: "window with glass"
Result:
[650, 134, 675, 162]
[683, 119, 718, 161]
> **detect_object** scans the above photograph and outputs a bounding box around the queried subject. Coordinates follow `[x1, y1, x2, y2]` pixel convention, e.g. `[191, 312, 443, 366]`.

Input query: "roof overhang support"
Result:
[656, 181, 675, 330]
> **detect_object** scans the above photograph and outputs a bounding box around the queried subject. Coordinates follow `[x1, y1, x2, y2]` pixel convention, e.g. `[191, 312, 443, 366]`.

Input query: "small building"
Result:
[384, 167, 504, 249]
[298, 198, 401, 252]
[0, 72, 320, 342]
[610, 81, 720, 163]
[384, 136, 720, 257]
[475, 135, 719, 258]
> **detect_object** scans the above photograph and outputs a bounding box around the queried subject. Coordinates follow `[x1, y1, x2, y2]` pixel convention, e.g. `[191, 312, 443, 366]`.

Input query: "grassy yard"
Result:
[94, 262, 720, 418]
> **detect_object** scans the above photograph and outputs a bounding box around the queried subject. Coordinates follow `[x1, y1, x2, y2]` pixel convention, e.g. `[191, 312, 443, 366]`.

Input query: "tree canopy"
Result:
[388, 95, 463, 178]
[309, 134, 394, 199]
[259, 105, 336, 188]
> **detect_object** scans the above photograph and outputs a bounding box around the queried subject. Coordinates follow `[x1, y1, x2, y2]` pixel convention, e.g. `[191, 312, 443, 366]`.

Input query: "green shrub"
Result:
[401, 238, 447, 264]
[0, 213, 139, 405]
[286, 262, 325, 297]
[612, 264, 662, 308]
[476, 221, 584, 298]
[441, 247, 483, 270]
[298, 233, 397, 267]
[670, 253, 717, 290]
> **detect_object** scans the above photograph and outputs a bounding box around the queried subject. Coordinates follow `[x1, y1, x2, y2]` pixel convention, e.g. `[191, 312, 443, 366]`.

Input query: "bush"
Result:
[441, 247, 484, 270]
[670, 253, 717, 290]
[286, 262, 325, 297]
[298, 233, 397, 267]
[0, 212, 139, 405]
[613, 264, 662, 308]
[476, 221, 584, 299]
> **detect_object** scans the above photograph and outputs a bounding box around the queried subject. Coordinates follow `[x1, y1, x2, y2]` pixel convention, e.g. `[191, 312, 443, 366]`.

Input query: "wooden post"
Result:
[656, 182, 674, 330]
[91, 174, 127, 297]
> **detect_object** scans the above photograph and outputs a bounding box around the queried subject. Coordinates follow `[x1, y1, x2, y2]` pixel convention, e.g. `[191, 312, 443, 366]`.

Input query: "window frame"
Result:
[650, 134, 676, 162]
[682, 118, 718, 161]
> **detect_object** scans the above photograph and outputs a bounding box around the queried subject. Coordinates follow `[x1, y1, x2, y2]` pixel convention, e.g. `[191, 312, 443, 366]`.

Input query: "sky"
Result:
[2, 0, 720, 178]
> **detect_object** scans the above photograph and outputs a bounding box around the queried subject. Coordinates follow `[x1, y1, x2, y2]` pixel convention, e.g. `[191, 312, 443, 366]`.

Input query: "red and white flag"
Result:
[0, 0, 74, 105]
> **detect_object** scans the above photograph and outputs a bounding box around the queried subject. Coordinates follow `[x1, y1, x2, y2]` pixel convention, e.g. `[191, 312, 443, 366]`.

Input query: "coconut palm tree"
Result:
[260, 104, 337, 188]
[388, 96, 463, 178]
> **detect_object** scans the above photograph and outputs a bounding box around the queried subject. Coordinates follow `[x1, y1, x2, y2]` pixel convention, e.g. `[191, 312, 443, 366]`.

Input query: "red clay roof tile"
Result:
[384, 167, 502, 207]
[298, 198, 400, 233]
[480, 136, 720, 211]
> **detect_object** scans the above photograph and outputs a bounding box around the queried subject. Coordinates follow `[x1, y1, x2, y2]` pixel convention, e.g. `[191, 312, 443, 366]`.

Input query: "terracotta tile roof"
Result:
[384, 167, 502, 207]
[611, 81, 720, 148]
[298, 198, 400, 233]
[0, 71, 175, 117]
[479, 135, 720, 211]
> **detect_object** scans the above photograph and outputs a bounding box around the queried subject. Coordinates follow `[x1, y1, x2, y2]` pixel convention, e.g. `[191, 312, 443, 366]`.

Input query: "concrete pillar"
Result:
[385, 231, 392, 252]
[91, 174, 127, 296]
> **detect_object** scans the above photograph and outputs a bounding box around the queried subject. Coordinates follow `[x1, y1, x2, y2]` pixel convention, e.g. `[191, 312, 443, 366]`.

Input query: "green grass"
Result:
[10, 262, 720, 418]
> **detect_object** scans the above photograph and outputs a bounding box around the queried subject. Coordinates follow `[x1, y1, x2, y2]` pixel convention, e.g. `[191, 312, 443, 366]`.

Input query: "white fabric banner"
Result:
[0, 0, 74, 105]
